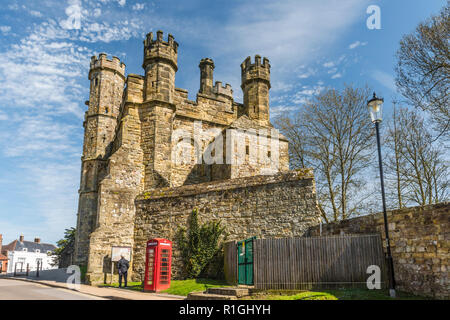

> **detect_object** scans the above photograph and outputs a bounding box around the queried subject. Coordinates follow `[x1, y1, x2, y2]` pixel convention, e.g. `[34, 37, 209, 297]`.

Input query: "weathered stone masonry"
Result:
[73, 30, 314, 284]
[308, 202, 450, 299]
[133, 169, 321, 280]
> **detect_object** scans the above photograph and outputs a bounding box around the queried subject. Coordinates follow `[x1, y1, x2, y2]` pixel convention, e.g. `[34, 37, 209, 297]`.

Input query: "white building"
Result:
[2, 235, 57, 273]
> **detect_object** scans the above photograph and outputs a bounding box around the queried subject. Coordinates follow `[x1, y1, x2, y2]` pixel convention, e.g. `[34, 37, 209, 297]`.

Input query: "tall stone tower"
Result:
[142, 30, 178, 189]
[241, 55, 271, 126]
[74, 54, 126, 265]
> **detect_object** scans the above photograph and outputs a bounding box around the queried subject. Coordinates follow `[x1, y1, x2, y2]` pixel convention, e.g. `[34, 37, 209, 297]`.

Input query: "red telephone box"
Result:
[143, 238, 172, 292]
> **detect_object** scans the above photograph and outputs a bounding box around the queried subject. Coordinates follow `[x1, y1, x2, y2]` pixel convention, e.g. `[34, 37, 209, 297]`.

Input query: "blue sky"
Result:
[0, 0, 446, 245]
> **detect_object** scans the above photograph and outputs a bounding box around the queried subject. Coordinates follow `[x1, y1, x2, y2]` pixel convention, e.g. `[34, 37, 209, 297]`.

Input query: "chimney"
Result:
[19, 235, 24, 242]
[0, 234, 3, 253]
[34, 238, 41, 244]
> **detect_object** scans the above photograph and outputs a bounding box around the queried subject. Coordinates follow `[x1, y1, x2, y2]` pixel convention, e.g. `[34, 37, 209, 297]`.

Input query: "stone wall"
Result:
[308, 202, 450, 299]
[132, 169, 321, 281]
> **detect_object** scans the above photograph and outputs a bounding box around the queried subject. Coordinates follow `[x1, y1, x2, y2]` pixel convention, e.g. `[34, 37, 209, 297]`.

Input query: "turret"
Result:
[142, 30, 178, 102]
[199, 58, 215, 95]
[76, 53, 126, 265]
[88, 53, 126, 117]
[84, 53, 126, 159]
[241, 55, 271, 126]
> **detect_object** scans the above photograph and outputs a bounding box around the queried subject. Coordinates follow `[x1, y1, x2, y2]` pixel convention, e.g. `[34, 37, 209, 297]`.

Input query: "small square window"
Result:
[35, 249, 40, 253]
[22, 248, 27, 252]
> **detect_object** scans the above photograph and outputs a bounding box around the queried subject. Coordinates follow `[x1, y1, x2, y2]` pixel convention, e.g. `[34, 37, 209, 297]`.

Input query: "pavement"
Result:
[0, 276, 185, 300]
[0, 278, 105, 300]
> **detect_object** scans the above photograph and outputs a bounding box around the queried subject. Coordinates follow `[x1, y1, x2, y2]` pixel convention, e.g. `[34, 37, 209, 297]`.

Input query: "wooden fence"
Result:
[224, 241, 238, 285]
[224, 235, 387, 290]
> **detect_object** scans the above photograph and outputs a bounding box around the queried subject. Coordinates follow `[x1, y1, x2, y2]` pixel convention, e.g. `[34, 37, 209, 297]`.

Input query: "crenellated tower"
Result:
[241, 55, 271, 126]
[84, 54, 126, 159]
[143, 30, 178, 103]
[75, 54, 126, 265]
[141, 31, 178, 189]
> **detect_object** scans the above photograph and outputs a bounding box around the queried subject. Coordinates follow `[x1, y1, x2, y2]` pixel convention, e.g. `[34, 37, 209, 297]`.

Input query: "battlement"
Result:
[199, 58, 214, 67]
[240, 55, 270, 88]
[89, 53, 126, 80]
[143, 30, 178, 71]
[212, 81, 233, 98]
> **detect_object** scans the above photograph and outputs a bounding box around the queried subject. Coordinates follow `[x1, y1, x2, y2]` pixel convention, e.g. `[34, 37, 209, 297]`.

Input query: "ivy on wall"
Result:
[176, 208, 225, 279]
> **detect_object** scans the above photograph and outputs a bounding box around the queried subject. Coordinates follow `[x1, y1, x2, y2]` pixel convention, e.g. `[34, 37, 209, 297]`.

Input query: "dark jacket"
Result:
[117, 258, 129, 274]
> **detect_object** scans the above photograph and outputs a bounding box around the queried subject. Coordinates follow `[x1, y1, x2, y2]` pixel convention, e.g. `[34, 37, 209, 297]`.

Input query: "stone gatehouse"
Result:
[73, 30, 320, 284]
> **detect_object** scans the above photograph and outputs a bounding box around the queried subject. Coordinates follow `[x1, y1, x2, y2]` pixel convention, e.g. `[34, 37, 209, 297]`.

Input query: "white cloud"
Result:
[270, 105, 298, 118]
[272, 81, 294, 93]
[349, 40, 368, 49]
[295, 66, 317, 79]
[193, 0, 370, 97]
[291, 83, 325, 104]
[93, 8, 102, 17]
[0, 26, 11, 34]
[29, 10, 43, 17]
[2, 115, 79, 158]
[371, 69, 396, 91]
[8, 3, 19, 10]
[118, 0, 126, 6]
[327, 67, 338, 74]
[331, 72, 342, 79]
[0, 29, 88, 117]
[132, 3, 145, 11]
[7, 161, 81, 244]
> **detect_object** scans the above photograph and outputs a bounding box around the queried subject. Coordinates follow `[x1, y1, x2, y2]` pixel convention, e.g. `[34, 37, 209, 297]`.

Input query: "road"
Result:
[0, 278, 105, 300]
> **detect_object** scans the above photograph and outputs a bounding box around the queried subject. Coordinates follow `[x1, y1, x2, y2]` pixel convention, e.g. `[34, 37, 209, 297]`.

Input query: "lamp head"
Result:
[367, 92, 384, 123]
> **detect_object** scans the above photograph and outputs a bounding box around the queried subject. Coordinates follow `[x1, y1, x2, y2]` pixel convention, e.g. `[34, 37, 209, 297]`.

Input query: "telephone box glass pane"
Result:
[147, 248, 155, 285]
[159, 249, 170, 284]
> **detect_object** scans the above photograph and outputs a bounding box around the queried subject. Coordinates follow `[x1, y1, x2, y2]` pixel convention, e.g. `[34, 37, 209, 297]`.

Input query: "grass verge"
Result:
[161, 278, 231, 296]
[99, 278, 230, 296]
[244, 288, 431, 300]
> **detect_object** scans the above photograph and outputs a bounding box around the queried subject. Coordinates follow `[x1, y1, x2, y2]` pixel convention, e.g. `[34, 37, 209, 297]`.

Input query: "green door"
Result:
[237, 237, 255, 285]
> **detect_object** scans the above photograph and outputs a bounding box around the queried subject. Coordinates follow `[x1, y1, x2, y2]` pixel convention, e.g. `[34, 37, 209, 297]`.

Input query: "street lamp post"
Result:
[367, 92, 396, 298]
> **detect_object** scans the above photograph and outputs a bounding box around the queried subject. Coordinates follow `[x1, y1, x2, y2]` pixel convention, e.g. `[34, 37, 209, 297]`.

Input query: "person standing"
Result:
[117, 255, 129, 288]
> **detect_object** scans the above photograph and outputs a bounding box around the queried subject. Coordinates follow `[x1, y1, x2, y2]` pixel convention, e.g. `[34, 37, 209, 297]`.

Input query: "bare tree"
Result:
[274, 116, 307, 169]
[385, 107, 449, 207]
[395, 2, 450, 138]
[384, 102, 407, 209]
[276, 85, 375, 222]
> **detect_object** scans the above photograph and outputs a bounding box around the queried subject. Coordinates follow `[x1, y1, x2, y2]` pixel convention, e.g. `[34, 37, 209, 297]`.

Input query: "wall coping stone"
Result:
[137, 169, 314, 201]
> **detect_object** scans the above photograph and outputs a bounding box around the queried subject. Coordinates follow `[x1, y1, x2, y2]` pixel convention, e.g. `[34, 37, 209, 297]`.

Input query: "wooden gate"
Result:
[224, 234, 387, 290]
